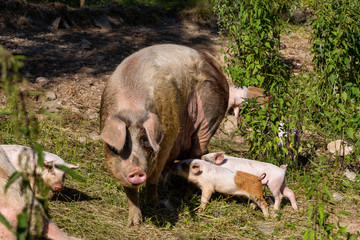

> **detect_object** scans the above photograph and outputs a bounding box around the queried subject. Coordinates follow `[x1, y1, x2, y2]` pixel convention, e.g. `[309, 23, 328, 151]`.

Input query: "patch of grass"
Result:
[1, 108, 359, 239]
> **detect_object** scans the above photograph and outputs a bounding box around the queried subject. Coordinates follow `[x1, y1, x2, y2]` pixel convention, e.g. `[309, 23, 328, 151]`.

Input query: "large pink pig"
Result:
[100, 44, 229, 226]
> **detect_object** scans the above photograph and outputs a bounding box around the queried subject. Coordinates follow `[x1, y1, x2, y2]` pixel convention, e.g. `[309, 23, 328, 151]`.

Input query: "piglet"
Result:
[201, 152, 298, 212]
[173, 159, 269, 217]
[228, 86, 268, 118]
[0, 145, 79, 196]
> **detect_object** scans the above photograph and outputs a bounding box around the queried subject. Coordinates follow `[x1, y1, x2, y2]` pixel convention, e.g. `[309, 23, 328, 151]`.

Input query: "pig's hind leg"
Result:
[282, 186, 298, 211]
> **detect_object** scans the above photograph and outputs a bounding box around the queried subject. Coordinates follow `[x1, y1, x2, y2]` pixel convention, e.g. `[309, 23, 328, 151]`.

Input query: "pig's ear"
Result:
[65, 163, 80, 169]
[191, 163, 203, 176]
[143, 113, 164, 153]
[213, 152, 225, 165]
[101, 115, 127, 152]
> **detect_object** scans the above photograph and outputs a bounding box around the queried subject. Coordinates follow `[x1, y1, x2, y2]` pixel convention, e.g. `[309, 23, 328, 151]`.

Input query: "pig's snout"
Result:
[127, 170, 147, 186]
[52, 184, 63, 191]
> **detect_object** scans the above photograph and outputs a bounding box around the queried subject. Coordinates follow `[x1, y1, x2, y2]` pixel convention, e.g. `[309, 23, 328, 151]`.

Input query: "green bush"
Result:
[216, 0, 298, 164]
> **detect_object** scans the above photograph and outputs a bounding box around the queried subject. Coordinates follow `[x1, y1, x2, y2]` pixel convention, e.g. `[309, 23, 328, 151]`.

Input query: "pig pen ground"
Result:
[0, 1, 359, 239]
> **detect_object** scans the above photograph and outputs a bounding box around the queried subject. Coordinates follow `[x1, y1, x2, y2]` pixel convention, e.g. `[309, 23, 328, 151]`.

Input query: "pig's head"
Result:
[201, 152, 225, 165]
[41, 160, 80, 196]
[172, 159, 204, 181]
[101, 111, 164, 188]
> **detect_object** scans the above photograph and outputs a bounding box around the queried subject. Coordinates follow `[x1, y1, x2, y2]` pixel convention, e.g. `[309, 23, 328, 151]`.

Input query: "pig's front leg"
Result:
[124, 187, 142, 226]
[198, 188, 213, 212]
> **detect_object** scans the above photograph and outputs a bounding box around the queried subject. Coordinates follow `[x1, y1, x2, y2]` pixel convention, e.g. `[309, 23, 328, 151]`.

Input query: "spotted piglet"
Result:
[173, 159, 269, 217]
[201, 152, 298, 212]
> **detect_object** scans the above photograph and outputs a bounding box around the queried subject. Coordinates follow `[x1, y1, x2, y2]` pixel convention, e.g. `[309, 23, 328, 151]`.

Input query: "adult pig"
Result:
[100, 44, 229, 226]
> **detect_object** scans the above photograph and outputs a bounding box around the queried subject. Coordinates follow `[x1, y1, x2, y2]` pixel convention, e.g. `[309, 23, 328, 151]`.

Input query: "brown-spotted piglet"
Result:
[173, 159, 269, 217]
[201, 152, 298, 212]
[228, 86, 268, 117]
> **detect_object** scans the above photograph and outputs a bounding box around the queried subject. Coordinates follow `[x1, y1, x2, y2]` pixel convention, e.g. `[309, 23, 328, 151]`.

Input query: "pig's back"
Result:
[223, 155, 285, 177]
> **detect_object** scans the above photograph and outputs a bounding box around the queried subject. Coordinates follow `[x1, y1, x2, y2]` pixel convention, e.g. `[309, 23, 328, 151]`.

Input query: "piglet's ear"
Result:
[191, 163, 203, 176]
[101, 115, 126, 152]
[213, 152, 225, 165]
[143, 112, 164, 153]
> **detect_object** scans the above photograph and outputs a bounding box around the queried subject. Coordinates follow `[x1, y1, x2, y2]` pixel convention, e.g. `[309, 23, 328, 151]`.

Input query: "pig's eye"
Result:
[139, 135, 151, 150]
[107, 144, 121, 155]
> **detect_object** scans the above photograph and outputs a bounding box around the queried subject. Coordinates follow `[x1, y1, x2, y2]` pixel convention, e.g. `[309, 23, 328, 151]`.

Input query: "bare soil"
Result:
[0, 0, 313, 117]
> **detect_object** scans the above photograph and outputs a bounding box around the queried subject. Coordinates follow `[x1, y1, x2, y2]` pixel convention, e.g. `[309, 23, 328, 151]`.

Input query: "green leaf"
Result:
[323, 186, 332, 199]
[307, 204, 314, 226]
[303, 230, 315, 240]
[346, 128, 354, 140]
[5, 171, 21, 192]
[55, 164, 85, 182]
[34, 144, 44, 168]
[338, 211, 351, 216]
[17, 212, 28, 240]
[341, 92, 347, 102]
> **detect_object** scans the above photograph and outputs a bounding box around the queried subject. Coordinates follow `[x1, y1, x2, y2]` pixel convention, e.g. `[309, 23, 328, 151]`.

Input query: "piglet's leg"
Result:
[273, 192, 283, 211]
[198, 188, 213, 212]
[283, 187, 298, 211]
[253, 196, 269, 217]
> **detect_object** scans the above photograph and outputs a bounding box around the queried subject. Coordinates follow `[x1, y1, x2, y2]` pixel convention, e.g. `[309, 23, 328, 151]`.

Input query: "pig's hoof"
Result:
[127, 213, 142, 227]
[127, 219, 141, 227]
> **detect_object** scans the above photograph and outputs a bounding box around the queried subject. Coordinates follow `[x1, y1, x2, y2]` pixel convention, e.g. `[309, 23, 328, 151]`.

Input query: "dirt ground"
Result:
[0, 0, 313, 119]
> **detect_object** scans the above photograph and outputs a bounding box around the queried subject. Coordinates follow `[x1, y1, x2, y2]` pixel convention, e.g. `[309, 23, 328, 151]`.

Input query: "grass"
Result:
[1, 105, 359, 239]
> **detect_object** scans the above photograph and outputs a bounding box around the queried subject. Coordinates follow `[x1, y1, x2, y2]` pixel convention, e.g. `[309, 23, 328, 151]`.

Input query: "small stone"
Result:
[222, 115, 238, 134]
[81, 39, 92, 50]
[78, 137, 86, 143]
[52, 17, 61, 29]
[94, 17, 112, 30]
[89, 131, 100, 141]
[332, 193, 344, 201]
[43, 100, 62, 113]
[35, 77, 50, 86]
[256, 222, 274, 235]
[232, 135, 246, 144]
[45, 91, 57, 100]
[62, 19, 70, 29]
[327, 140, 353, 156]
[344, 169, 358, 182]
[97, 56, 105, 62]
[107, 16, 123, 26]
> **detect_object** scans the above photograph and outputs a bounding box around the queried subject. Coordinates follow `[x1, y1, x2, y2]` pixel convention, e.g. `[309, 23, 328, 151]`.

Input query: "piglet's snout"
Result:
[52, 184, 62, 191]
[127, 170, 147, 185]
